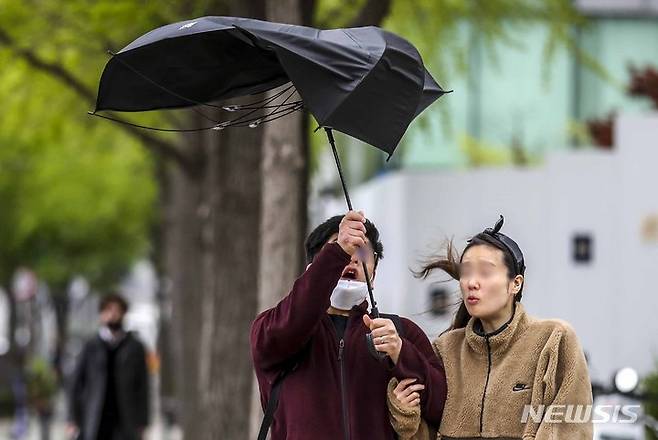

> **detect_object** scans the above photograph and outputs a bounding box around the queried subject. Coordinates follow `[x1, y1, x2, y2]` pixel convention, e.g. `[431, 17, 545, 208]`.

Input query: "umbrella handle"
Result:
[365, 333, 389, 361]
[325, 128, 389, 362]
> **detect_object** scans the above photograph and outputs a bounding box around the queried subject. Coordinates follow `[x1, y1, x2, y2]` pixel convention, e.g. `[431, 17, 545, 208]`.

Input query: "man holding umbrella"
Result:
[250, 211, 447, 440]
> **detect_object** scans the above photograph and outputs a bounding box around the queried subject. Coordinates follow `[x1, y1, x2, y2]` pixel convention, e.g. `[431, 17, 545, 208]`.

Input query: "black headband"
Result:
[469, 215, 526, 276]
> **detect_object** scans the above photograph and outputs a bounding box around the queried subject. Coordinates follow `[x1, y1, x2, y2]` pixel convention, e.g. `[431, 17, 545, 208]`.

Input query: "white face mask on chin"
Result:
[330, 279, 369, 311]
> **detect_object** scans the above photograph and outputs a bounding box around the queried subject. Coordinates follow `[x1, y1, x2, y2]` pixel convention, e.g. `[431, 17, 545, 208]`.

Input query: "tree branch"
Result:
[0, 26, 195, 172]
[348, 0, 392, 27]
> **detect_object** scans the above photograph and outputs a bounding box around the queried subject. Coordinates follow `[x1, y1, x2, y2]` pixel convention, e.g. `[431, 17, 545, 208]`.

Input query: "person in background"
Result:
[67, 293, 149, 440]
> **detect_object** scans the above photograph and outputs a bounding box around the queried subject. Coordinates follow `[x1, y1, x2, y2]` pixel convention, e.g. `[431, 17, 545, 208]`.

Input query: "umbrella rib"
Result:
[87, 99, 304, 132]
[259, 104, 304, 123]
[229, 103, 303, 127]
[88, 111, 223, 133]
[224, 84, 295, 109]
[88, 85, 303, 131]
[222, 87, 299, 126]
[236, 100, 303, 110]
[205, 85, 296, 129]
[220, 87, 296, 125]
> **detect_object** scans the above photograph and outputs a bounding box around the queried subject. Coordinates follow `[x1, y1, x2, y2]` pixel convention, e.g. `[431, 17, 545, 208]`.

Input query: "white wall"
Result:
[319, 114, 658, 383]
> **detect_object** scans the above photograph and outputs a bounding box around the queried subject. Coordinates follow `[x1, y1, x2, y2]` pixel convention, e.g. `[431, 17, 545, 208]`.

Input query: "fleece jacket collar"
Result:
[465, 302, 528, 357]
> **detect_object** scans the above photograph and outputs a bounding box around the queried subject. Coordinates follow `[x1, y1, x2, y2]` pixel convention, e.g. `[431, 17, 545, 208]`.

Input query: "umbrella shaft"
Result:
[325, 128, 379, 318]
[326, 128, 353, 210]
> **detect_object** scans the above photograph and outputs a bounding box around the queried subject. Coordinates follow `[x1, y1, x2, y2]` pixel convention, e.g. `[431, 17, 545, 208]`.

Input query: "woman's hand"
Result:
[394, 378, 425, 409]
[363, 315, 403, 363]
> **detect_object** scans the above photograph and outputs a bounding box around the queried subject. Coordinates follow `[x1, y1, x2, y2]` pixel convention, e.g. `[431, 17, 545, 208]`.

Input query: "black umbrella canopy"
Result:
[93, 17, 450, 334]
[95, 16, 447, 156]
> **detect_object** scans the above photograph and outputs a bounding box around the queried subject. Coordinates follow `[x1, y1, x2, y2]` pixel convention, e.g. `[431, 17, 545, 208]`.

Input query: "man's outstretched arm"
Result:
[251, 211, 367, 371]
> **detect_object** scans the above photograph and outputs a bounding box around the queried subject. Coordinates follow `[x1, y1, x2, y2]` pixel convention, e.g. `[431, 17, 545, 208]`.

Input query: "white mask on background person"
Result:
[330, 279, 369, 311]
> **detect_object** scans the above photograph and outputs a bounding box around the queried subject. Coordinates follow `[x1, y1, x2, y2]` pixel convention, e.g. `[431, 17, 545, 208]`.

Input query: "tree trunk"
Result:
[199, 121, 263, 439]
[249, 0, 308, 436]
[259, 0, 306, 313]
[163, 108, 265, 440]
[161, 127, 206, 438]
[161, 1, 268, 438]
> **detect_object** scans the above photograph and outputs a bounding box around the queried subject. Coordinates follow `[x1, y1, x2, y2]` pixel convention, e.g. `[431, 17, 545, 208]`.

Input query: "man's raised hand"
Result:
[337, 211, 367, 256]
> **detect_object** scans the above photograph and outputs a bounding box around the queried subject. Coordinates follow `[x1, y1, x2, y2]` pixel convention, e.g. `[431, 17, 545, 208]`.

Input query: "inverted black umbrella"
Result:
[91, 16, 449, 357]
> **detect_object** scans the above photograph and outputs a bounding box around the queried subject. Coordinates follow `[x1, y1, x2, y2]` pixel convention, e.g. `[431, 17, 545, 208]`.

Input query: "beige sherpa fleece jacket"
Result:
[388, 302, 593, 440]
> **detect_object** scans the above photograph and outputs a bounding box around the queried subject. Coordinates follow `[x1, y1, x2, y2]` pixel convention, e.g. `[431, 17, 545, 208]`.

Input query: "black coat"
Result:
[69, 332, 149, 440]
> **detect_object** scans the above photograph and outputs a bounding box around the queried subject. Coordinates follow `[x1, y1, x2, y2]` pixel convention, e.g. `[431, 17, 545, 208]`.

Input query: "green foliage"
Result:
[313, 0, 606, 94]
[458, 133, 541, 167]
[459, 133, 511, 166]
[309, 0, 601, 175]
[25, 356, 58, 402]
[382, 0, 606, 152]
[0, 0, 176, 290]
[381, 0, 597, 78]
[0, 130, 156, 290]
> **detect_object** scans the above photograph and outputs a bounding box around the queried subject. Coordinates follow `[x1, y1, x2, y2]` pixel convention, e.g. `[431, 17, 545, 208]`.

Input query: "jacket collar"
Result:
[97, 328, 132, 350]
[353, 301, 369, 316]
[326, 301, 368, 323]
[465, 302, 528, 357]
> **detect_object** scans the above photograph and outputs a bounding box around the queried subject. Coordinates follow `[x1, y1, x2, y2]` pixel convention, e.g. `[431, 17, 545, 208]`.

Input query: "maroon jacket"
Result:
[251, 242, 447, 440]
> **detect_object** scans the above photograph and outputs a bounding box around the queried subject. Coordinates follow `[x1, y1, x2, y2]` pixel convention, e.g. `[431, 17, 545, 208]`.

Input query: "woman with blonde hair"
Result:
[387, 216, 593, 440]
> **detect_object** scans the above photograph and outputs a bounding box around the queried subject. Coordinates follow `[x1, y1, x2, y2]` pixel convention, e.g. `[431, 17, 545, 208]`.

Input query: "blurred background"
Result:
[0, 0, 657, 439]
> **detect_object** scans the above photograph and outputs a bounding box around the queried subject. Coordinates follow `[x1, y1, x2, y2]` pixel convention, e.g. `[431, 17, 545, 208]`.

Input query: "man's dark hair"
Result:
[304, 215, 384, 266]
[99, 293, 129, 314]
